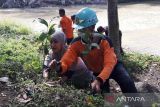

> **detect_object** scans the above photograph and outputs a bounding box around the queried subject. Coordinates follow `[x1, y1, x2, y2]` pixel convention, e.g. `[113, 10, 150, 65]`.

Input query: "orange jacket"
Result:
[60, 15, 73, 39]
[60, 36, 117, 82]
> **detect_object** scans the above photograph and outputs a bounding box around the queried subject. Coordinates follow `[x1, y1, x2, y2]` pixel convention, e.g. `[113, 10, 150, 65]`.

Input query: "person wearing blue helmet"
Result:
[49, 7, 137, 94]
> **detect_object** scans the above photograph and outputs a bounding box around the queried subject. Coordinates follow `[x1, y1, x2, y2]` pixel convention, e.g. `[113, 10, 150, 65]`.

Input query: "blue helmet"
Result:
[74, 7, 98, 29]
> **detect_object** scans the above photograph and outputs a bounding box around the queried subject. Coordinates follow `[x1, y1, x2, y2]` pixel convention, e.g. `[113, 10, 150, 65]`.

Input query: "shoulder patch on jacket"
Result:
[70, 36, 81, 44]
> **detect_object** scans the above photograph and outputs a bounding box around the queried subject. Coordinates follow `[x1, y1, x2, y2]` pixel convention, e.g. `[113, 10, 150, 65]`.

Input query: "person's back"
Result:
[59, 8, 73, 45]
[61, 16, 73, 38]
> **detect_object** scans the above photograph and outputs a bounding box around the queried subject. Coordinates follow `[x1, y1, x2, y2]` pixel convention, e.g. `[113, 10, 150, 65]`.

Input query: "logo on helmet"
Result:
[75, 18, 84, 25]
[74, 7, 98, 29]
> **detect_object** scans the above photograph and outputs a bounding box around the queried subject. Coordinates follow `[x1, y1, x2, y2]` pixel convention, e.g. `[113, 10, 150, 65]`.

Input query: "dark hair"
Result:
[71, 14, 76, 23]
[59, 8, 65, 15]
[71, 14, 75, 21]
[97, 26, 105, 33]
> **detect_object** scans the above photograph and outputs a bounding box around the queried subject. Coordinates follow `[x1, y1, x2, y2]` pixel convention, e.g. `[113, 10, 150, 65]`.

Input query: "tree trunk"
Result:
[107, 0, 122, 60]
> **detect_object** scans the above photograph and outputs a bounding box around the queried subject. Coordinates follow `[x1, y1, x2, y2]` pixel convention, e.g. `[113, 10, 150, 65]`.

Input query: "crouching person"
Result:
[49, 8, 137, 94]
[42, 31, 93, 88]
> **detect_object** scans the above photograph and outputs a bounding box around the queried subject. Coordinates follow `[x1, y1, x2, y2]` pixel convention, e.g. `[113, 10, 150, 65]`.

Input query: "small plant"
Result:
[36, 18, 56, 60]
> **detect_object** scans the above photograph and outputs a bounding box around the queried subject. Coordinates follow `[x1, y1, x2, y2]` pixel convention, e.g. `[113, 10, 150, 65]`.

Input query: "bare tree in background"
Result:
[107, 0, 122, 60]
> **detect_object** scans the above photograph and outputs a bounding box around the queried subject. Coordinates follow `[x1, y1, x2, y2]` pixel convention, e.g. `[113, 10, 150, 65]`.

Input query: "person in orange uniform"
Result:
[51, 7, 137, 93]
[59, 8, 73, 45]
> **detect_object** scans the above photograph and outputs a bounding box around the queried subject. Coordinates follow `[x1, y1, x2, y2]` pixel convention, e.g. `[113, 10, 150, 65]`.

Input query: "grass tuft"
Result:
[0, 20, 32, 38]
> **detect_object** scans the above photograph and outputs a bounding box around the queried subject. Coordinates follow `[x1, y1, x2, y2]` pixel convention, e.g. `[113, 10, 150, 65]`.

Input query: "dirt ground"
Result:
[135, 62, 160, 92]
[109, 62, 160, 93]
[0, 83, 16, 107]
[0, 62, 159, 106]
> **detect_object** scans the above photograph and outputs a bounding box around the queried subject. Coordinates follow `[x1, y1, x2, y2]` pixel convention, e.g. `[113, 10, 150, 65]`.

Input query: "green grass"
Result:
[0, 38, 42, 71]
[122, 52, 160, 74]
[0, 20, 32, 38]
[0, 20, 42, 74]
